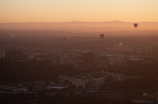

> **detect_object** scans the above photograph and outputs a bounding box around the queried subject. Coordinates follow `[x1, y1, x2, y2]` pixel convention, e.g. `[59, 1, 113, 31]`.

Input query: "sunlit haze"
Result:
[1, 0, 158, 23]
[2, 1, 158, 103]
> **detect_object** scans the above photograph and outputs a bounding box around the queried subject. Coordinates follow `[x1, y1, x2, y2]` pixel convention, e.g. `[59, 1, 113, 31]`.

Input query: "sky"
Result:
[0, 0, 158, 23]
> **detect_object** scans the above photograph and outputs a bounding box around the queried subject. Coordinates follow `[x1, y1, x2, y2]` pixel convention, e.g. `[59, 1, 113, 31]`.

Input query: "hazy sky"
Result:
[0, 0, 158, 23]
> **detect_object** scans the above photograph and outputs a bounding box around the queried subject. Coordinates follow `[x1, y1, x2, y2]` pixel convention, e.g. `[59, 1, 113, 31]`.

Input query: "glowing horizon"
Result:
[0, 0, 158, 23]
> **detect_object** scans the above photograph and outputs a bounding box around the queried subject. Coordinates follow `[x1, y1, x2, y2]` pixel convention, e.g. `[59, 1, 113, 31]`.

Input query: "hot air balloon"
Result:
[100, 34, 104, 39]
[64, 37, 68, 41]
[134, 23, 138, 28]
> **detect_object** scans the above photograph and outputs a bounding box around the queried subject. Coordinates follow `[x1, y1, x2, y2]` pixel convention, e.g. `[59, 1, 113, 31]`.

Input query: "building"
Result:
[132, 45, 151, 53]
[107, 55, 118, 66]
[98, 56, 108, 67]
[82, 52, 95, 68]
[5, 49, 26, 60]
[71, 79, 86, 88]
[88, 77, 105, 87]
[147, 45, 153, 53]
[130, 57, 143, 62]
[60, 56, 69, 65]
[132, 45, 141, 53]
[152, 45, 158, 53]
[140, 45, 147, 53]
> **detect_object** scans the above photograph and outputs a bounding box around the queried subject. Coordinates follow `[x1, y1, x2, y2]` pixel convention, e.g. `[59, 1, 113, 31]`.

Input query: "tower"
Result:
[82, 52, 95, 68]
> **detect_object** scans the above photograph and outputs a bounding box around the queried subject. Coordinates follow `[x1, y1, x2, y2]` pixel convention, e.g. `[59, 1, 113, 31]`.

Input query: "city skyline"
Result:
[1, 0, 158, 23]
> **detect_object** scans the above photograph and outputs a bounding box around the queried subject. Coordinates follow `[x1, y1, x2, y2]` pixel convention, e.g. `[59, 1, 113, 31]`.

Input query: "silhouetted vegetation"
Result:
[0, 59, 92, 84]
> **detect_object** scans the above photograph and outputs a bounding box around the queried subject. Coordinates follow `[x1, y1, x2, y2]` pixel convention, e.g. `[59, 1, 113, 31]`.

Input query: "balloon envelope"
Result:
[100, 34, 104, 39]
[64, 37, 68, 41]
[134, 23, 138, 28]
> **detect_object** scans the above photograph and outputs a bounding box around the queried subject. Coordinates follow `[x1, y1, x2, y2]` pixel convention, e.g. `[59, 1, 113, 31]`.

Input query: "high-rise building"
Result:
[132, 45, 141, 53]
[147, 45, 153, 53]
[152, 45, 158, 53]
[107, 55, 118, 66]
[82, 52, 95, 68]
[140, 45, 147, 53]
[98, 56, 108, 67]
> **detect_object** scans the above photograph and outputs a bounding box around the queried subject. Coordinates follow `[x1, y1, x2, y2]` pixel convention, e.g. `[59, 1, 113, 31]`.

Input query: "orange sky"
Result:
[0, 0, 158, 23]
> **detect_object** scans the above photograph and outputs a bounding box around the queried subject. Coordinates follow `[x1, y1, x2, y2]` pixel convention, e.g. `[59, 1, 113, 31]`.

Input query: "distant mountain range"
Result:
[0, 21, 158, 32]
[1, 21, 158, 23]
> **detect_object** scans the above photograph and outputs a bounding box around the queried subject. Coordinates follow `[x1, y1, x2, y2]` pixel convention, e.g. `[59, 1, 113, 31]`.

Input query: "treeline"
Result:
[36, 95, 134, 104]
[105, 62, 158, 78]
[102, 62, 158, 91]
[1, 58, 158, 84]
[0, 59, 91, 84]
[0, 93, 134, 104]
